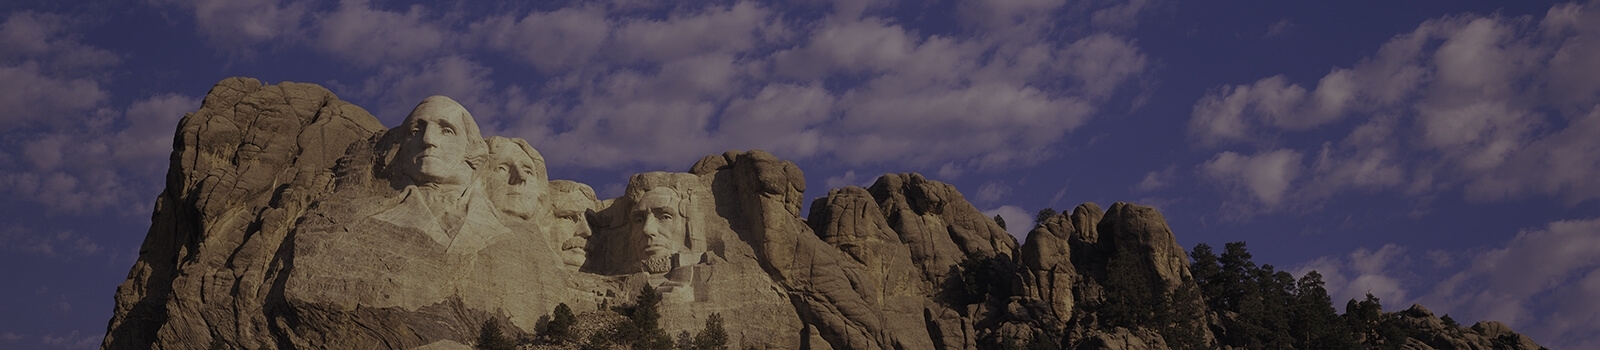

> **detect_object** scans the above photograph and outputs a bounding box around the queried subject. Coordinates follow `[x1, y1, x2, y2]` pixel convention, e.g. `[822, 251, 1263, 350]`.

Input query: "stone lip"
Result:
[102, 78, 1545, 350]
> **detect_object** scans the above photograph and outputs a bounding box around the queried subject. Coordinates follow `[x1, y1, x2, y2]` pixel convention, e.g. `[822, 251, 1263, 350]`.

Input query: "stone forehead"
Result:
[635, 188, 680, 212]
[401, 95, 481, 139]
[486, 136, 544, 163]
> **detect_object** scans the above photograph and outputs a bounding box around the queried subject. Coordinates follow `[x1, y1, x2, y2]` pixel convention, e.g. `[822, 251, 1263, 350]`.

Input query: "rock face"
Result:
[104, 78, 1543, 350]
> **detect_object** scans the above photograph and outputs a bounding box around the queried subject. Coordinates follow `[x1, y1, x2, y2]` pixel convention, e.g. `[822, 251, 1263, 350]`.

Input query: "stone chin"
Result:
[641, 255, 673, 274]
[493, 194, 536, 220]
[561, 248, 586, 267]
[408, 157, 468, 184]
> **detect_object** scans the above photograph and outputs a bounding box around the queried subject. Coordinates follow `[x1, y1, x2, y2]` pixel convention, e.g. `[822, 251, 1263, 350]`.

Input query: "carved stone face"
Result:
[484, 138, 547, 221]
[398, 97, 477, 185]
[633, 187, 687, 271]
[548, 188, 593, 267]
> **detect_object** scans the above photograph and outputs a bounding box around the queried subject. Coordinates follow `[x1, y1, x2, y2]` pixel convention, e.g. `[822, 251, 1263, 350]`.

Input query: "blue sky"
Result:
[2, 0, 1598, 348]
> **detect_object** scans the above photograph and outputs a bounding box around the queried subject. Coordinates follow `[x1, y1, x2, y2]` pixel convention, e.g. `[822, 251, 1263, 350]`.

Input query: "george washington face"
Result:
[397, 96, 480, 186]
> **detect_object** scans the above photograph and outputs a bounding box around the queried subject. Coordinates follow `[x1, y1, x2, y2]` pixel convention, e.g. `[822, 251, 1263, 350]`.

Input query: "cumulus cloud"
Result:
[0, 12, 118, 71]
[0, 10, 197, 216]
[1297, 218, 1600, 348]
[0, 63, 106, 128]
[0, 12, 113, 129]
[471, 5, 609, 72]
[983, 205, 1033, 240]
[975, 182, 1013, 203]
[1190, 1, 1600, 210]
[0, 226, 104, 258]
[1133, 166, 1176, 192]
[1421, 218, 1600, 349]
[1199, 149, 1302, 210]
[39, 330, 99, 348]
[313, 0, 449, 66]
[151, 0, 309, 53]
[1293, 243, 1412, 311]
[346, 55, 499, 123]
[1, 94, 199, 215]
[174, 0, 1156, 172]
[823, 170, 869, 190]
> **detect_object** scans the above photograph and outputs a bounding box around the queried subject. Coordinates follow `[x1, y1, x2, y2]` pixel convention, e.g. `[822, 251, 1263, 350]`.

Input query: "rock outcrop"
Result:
[104, 78, 1543, 350]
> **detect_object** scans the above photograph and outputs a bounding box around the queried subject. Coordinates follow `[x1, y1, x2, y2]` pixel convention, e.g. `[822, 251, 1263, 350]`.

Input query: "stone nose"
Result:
[642, 215, 665, 238]
[420, 125, 444, 147]
[575, 220, 592, 238]
[506, 167, 525, 185]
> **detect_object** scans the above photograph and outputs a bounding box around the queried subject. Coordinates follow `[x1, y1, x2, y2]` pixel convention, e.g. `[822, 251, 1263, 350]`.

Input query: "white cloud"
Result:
[975, 182, 1013, 203]
[1088, 0, 1159, 31]
[0, 12, 114, 130]
[313, 0, 449, 66]
[471, 5, 610, 72]
[346, 56, 498, 123]
[1295, 218, 1600, 348]
[1466, 107, 1600, 203]
[983, 205, 1033, 241]
[153, 0, 1155, 173]
[717, 83, 835, 159]
[1421, 218, 1600, 349]
[0, 12, 118, 71]
[1199, 149, 1302, 209]
[1294, 243, 1411, 310]
[1265, 18, 1294, 38]
[823, 170, 868, 190]
[1133, 166, 1175, 192]
[608, 2, 772, 63]
[0, 63, 106, 129]
[152, 0, 309, 53]
[1190, 2, 1600, 209]
[39, 330, 98, 348]
[0, 226, 104, 258]
[0, 94, 198, 215]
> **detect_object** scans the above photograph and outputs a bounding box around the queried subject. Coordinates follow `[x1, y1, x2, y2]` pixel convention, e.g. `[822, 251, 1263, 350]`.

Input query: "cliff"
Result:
[102, 78, 1541, 350]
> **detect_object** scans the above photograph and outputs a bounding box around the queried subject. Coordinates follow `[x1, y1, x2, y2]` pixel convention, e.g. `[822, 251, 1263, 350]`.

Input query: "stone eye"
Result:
[442, 127, 455, 135]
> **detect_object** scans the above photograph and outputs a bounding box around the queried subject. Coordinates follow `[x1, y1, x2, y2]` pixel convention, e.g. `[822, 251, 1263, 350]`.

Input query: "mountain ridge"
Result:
[102, 77, 1543, 350]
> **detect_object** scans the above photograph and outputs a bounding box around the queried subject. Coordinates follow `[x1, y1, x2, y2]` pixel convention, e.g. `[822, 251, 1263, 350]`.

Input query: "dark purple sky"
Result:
[2, 0, 1597, 348]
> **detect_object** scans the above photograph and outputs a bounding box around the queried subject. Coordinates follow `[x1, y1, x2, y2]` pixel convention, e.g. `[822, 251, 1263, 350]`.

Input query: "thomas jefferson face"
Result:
[633, 187, 687, 271]
[484, 138, 547, 220]
[398, 97, 476, 185]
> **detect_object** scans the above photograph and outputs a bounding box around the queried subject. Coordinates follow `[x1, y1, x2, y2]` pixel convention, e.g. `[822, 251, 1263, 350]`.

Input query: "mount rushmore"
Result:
[101, 78, 1542, 349]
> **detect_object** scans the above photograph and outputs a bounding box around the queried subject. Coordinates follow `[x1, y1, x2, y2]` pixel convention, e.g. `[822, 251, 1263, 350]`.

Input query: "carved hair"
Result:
[623, 172, 704, 251]
[374, 96, 489, 187]
[549, 180, 596, 201]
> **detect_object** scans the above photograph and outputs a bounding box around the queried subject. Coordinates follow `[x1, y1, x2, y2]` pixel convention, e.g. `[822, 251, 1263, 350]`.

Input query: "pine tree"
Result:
[1290, 271, 1356, 349]
[1102, 245, 1157, 328]
[545, 303, 577, 343]
[1035, 208, 1056, 225]
[613, 286, 673, 350]
[690, 313, 730, 350]
[477, 319, 516, 350]
[1344, 293, 1408, 350]
[1190, 243, 1225, 310]
[993, 214, 1008, 230]
[1156, 282, 1210, 349]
